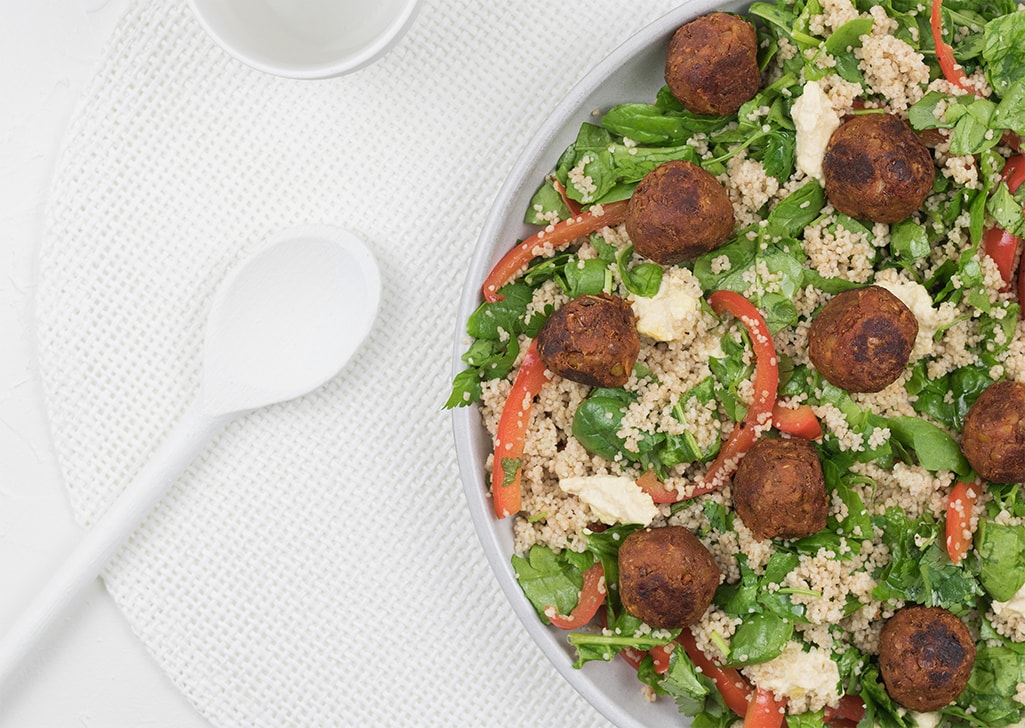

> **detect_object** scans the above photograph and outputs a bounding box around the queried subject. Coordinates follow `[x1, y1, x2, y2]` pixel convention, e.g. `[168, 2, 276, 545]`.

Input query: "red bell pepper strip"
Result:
[634, 292, 780, 503]
[771, 403, 823, 440]
[824, 695, 866, 727]
[635, 469, 682, 504]
[946, 480, 979, 565]
[982, 227, 1019, 290]
[691, 291, 780, 497]
[983, 155, 1025, 291]
[544, 561, 606, 629]
[482, 200, 630, 302]
[491, 339, 549, 518]
[745, 687, 787, 728]
[678, 629, 753, 717]
[930, 0, 973, 93]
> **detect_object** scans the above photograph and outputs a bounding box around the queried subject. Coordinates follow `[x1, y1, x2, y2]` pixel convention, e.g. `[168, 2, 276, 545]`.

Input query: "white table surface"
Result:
[0, 2, 208, 725]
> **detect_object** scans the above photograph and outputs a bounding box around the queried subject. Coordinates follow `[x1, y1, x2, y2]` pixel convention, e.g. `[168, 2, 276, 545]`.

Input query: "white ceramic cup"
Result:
[188, 0, 422, 79]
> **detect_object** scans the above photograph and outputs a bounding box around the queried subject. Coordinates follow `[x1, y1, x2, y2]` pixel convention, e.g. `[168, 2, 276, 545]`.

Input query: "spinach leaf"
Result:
[510, 545, 595, 622]
[524, 178, 571, 225]
[602, 100, 731, 146]
[824, 17, 874, 83]
[572, 389, 633, 462]
[766, 179, 826, 238]
[886, 416, 973, 476]
[956, 642, 1025, 726]
[983, 11, 1025, 96]
[976, 519, 1025, 601]
[871, 508, 982, 615]
[616, 245, 662, 298]
[905, 363, 993, 431]
[725, 612, 793, 666]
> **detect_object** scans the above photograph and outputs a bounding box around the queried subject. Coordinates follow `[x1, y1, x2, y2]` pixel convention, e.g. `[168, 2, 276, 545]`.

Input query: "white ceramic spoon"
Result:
[0, 224, 380, 688]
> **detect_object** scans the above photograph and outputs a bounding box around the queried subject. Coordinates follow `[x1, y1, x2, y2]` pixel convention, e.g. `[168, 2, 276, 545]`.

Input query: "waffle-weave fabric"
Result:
[35, 1, 681, 725]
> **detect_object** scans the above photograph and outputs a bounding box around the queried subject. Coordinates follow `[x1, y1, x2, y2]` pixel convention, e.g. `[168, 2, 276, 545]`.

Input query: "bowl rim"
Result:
[451, 1, 748, 725]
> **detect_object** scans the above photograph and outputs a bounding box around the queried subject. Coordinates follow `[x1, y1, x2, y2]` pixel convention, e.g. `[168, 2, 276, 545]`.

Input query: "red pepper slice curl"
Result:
[930, 0, 973, 92]
[544, 562, 606, 629]
[771, 403, 823, 441]
[745, 686, 787, 728]
[482, 200, 630, 302]
[635, 292, 780, 504]
[946, 480, 979, 565]
[491, 339, 548, 518]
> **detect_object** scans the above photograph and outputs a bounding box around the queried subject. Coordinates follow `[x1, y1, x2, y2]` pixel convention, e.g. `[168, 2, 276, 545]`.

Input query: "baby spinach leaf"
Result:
[983, 11, 1025, 96]
[956, 642, 1025, 726]
[906, 363, 993, 430]
[616, 244, 662, 298]
[886, 416, 972, 476]
[976, 519, 1025, 601]
[871, 508, 982, 615]
[824, 17, 874, 83]
[511, 545, 594, 622]
[572, 390, 632, 462]
[725, 612, 793, 666]
[524, 179, 571, 225]
[766, 179, 826, 238]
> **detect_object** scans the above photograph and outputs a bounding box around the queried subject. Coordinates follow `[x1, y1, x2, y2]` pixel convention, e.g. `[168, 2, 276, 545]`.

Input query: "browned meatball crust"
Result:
[536, 294, 639, 388]
[879, 606, 975, 712]
[732, 438, 828, 540]
[822, 113, 935, 223]
[618, 526, 720, 629]
[665, 12, 761, 116]
[625, 160, 734, 265]
[808, 286, 918, 393]
[961, 380, 1025, 483]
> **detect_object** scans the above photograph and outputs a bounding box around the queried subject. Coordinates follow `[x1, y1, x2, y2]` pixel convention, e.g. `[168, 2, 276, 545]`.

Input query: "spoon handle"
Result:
[0, 403, 233, 689]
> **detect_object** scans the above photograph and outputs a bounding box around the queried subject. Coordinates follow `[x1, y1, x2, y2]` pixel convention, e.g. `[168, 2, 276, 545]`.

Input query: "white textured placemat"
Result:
[34, 1, 681, 725]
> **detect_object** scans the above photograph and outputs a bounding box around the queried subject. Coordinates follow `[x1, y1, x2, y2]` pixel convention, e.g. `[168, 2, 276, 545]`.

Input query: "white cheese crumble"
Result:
[912, 711, 943, 728]
[742, 642, 841, 713]
[629, 267, 702, 342]
[558, 475, 659, 526]
[874, 276, 941, 360]
[791, 80, 841, 182]
[992, 582, 1025, 624]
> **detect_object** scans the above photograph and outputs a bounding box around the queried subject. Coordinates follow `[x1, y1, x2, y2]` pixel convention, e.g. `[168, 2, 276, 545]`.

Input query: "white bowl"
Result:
[451, 1, 748, 726]
[188, 0, 421, 79]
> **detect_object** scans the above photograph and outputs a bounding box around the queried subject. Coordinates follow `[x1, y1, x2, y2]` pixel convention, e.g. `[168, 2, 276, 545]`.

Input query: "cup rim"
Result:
[187, 0, 422, 80]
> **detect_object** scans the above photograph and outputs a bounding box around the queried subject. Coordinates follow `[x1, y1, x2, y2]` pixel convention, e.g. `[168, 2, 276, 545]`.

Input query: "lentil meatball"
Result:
[961, 380, 1025, 483]
[665, 12, 761, 116]
[808, 285, 918, 393]
[822, 113, 934, 223]
[625, 160, 734, 265]
[536, 294, 639, 388]
[732, 437, 828, 540]
[879, 606, 976, 712]
[618, 526, 720, 629]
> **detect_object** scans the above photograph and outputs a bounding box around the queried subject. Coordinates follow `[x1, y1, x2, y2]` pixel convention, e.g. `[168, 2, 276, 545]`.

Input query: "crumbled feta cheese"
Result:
[743, 642, 841, 713]
[992, 582, 1025, 624]
[874, 277, 941, 359]
[629, 267, 701, 342]
[792, 80, 841, 182]
[912, 711, 943, 728]
[558, 475, 659, 526]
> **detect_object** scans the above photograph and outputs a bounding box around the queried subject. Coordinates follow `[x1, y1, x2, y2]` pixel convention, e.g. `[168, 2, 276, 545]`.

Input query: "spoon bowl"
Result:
[202, 225, 380, 414]
[0, 224, 380, 690]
